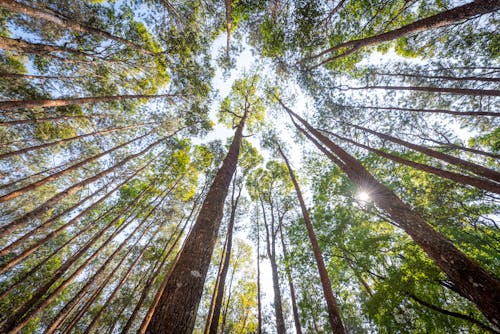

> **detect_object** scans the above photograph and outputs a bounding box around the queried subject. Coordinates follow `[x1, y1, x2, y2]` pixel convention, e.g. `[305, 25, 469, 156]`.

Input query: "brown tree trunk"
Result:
[279, 146, 346, 334]
[0, 35, 95, 57]
[279, 225, 303, 334]
[344, 85, 500, 97]
[374, 71, 500, 83]
[0, 93, 180, 110]
[206, 179, 242, 334]
[0, 71, 78, 80]
[0, 0, 155, 55]
[418, 137, 500, 159]
[0, 114, 107, 126]
[308, 0, 500, 67]
[334, 104, 500, 117]
[323, 129, 500, 194]
[261, 198, 287, 334]
[346, 122, 500, 181]
[0, 122, 154, 160]
[280, 99, 500, 328]
[143, 110, 248, 334]
[256, 216, 263, 334]
[225, 0, 232, 53]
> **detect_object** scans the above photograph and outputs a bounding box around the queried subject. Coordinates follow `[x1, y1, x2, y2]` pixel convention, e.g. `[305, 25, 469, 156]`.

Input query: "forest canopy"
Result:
[0, 0, 499, 333]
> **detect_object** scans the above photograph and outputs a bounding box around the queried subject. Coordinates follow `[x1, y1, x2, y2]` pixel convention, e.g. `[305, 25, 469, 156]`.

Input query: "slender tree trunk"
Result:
[261, 198, 286, 334]
[279, 225, 303, 334]
[0, 114, 108, 126]
[0, 0, 155, 55]
[307, 0, 500, 67]
[143, 111, 248, 334]
[224, 0, 232, 53]
[0, 35, 96, 57]
[256, 211, 263, 334]
[206, 180, 242, 334]
[333, 104, 500, 117]
[280, 99, 500, 328]
[346, 122, 500, 181]
[323, 129, 500, 194]
[0, 122, 155, 160]
[338, 85, 500, 97]
[279, 146, 346, 334]
[418, 137, 500, 159]
[374, 71, 500, 83]
[0, 71, 78, 80]
[0, 93, 180, 110]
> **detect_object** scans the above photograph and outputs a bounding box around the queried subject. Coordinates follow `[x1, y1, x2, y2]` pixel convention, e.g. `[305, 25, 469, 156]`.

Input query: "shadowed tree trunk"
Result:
[280, 99, 500, 328]
[307, 0, 500, 68]
[143, 109, 248, 334]
[278, 145, 346, 334]
[330, 104, 500, 117]
[336, 84, 500, 97]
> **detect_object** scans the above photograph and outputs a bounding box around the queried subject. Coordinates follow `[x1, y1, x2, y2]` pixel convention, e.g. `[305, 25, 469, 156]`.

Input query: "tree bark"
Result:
[307, 0, 500, 68]
[346, 122, 500, 182]
[280, 99, 500, 328]
[338, 84, 500, 97]
[323, 129, 500, 194]
[0, 93, 180, 110]
[143, 110, 248, 334]
[373, 71, 500, 83]
[256, 215, 263, 334]
[279, 146, 346, 334]
[0, 0, 155, 55]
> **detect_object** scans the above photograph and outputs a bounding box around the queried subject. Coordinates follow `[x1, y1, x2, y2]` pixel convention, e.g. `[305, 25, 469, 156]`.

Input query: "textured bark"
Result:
[333, 104, 500, 117]
[225, 0, 232, 53]
[324, 130, 500, 194]
[206, 180, 242, 334]
[308, 0, 500, 67]
[256, 220, 263, 334]
[143, 111, 247, 334]
[419, 137, 500, 159]
[279, 225, 303, 334]
[281, 100, 500, 328]
[346, 123, 500, 182]
[279, 146, 346, 334]
[0, 35, 94, 57]
[0, 0, 155, 54]
[0, 93, 179, 110]
[0, 114, 107, 126]
[0, 122, 154, 160]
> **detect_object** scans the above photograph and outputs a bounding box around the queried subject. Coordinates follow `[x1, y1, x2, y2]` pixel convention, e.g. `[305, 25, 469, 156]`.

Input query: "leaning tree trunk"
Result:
[143, 111, 248, 334]
[307, 0, 500, 67]
[373, 71, 500, 83]
[0, 0, 155, 55]
[280, 99, 500, 328]
[279, 146, 346, 334]
[343, 85, 500, 97]
[0, 93, 180, 110]
[335, 104, 500, 117]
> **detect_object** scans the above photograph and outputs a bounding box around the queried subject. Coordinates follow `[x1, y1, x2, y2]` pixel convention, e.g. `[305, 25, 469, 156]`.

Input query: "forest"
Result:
[0, 0, 498, 333]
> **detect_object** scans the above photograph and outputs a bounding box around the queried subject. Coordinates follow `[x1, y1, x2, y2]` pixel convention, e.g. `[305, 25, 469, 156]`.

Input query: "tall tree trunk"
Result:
[205, 178, 242, 334]
[0, 114, 108, 126]
[0, 122, 155, 160]
[143, 110, 248, 334]
[418, 137, 500, 159]
[224, 0, 232, 53]
[333, 103, 500, 117]
[278, 146, 346, 334]
[373, 71, 500, 83]
[0, 35, 96, 57]
[336, 84, 500, 97]
[261, 198, 286, 334]
[0, 71, 78, 80]
[0, 0, 155, 55]
[280, 99, 500, 328]
[0, 93, 180, 110]
[323, 129, 500, 194]
[346, 122, 500, 181]
[279, 225, 303, 334]
[256, 216, 263, 334]
[307, 0, 500, 68]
